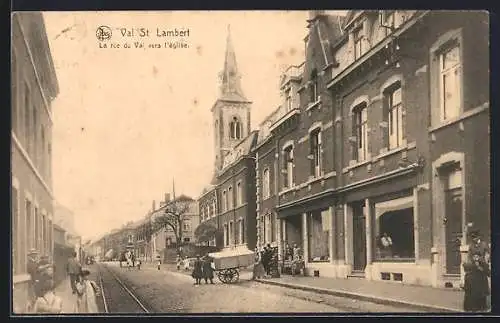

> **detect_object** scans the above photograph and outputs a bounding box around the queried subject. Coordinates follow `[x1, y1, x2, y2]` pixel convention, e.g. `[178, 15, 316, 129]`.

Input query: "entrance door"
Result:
[352, 204, 367, 271]
[445, 187, 463, 275]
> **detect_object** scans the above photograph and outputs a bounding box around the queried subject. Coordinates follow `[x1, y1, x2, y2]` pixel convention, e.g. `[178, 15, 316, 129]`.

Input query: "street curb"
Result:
[254, 279, 462, 313]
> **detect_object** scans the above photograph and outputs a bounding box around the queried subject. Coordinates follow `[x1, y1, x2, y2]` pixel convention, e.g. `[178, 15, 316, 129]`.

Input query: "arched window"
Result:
[230, 116, 242, 140]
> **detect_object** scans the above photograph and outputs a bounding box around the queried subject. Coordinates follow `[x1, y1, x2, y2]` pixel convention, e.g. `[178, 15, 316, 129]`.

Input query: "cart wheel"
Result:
[217, 271, 228, 283]
[229, 268, 239, 283]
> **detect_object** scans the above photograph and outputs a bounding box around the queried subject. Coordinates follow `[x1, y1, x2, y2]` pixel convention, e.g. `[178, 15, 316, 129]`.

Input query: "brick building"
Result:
[197, 27, 258, 252]
[261, 10, 489, 289]
[11, 12, 59, 313]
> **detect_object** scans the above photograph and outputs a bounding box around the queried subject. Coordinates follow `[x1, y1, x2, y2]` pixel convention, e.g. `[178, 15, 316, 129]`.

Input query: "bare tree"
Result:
[151, 195, 193, 251]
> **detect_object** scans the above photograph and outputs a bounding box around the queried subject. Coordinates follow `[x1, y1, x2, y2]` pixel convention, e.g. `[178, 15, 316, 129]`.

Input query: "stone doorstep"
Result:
[254, 279, 462, 313]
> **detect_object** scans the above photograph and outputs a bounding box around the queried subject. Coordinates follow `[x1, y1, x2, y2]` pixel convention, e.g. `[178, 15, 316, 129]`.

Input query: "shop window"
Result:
[307, 210, 330, 262]
[374, 196, 415, 261]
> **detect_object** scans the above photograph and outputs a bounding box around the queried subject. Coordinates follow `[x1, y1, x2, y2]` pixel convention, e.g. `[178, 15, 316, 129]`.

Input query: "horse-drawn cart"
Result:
[208, 247, 254, 284]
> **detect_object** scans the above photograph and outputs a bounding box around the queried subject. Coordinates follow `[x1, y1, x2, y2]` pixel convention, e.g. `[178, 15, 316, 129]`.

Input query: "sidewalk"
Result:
[255, 275, 465, 312]
[54, 278, 76, 313]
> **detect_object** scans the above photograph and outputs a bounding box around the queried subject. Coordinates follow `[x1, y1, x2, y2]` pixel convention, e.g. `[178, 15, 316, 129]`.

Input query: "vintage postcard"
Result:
[11, 10, 490, 314]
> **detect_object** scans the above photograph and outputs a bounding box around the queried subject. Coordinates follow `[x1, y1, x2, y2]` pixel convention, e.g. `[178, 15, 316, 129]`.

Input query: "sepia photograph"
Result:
[10, 10, 490, 314]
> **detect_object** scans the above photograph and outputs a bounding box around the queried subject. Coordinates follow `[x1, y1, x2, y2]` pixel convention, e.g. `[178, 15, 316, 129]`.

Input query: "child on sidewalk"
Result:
[74, 268, 100, 313]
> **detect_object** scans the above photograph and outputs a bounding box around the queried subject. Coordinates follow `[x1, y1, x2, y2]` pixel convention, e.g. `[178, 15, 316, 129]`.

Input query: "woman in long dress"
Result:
[74, 269, 100, 313]
[252, 248, 266, 280]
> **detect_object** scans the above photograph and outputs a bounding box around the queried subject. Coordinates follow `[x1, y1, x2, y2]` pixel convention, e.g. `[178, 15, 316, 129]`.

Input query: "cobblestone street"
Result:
[101, 262, 419, 313]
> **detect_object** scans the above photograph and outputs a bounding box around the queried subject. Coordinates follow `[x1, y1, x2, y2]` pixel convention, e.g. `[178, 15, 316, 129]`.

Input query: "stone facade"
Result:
[11, 12, 59, 313]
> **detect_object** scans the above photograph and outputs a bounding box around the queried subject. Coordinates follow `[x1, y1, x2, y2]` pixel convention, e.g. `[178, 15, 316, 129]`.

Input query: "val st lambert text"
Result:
[119, 27, 190, 37]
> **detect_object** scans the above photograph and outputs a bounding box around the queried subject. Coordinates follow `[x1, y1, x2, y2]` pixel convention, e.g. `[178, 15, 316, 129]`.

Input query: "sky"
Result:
[42, 11, 346, 241]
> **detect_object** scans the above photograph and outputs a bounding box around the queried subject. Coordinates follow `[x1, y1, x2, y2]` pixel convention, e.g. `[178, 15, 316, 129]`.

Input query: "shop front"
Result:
[340, 170, 434, 286]
[277, 193, 339, 278]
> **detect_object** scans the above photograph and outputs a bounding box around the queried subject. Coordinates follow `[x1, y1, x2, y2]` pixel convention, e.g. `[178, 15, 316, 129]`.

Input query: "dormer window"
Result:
[309, 69, 319, 103]
[353, 27, 364, 59]
[381, 10, 396, 36]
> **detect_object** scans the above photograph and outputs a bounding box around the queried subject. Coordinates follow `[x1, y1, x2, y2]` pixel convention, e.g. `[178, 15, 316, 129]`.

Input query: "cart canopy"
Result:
[209, 246, 255, 270]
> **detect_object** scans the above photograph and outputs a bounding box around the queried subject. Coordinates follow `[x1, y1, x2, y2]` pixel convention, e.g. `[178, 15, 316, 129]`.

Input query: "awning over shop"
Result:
[276, 190, 335, 219]
[375, 196, 414, 219]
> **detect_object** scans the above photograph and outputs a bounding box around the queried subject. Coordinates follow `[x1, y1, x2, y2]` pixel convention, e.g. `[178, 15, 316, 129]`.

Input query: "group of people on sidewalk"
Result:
[189, 254, 215, 285]
[25, 250, 100, 314]
[252, 244, 279, 280]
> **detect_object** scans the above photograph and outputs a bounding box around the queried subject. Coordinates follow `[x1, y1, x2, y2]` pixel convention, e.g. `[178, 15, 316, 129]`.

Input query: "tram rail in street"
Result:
[96, 263, 150, 313]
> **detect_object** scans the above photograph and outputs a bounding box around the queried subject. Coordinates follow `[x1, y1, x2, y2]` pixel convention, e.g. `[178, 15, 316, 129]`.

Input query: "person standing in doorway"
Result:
[66, 251, 82, 294]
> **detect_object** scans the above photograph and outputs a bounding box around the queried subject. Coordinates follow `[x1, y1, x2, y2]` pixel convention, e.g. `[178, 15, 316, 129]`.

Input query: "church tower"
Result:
[211, 26, 252, 182]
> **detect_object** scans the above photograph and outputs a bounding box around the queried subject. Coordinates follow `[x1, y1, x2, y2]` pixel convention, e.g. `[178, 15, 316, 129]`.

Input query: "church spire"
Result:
[219, 25, 247, 101]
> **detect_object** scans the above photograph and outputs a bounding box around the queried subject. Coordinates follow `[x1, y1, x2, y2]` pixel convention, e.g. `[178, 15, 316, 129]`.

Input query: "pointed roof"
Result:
[218, 25, 249, 102]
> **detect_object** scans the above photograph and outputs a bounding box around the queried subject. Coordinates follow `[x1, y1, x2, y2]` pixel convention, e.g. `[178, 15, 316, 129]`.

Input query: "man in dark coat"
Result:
[26, 249, 40, 308]
[463, 252, 490, 312]
[202, 255, 214, 284]
[191, 255, 203, 285]
[66, 251, 82, 294]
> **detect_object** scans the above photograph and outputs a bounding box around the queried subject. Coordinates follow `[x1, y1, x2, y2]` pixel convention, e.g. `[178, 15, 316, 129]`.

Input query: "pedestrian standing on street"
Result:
[252, 247, 265, 280]
[191, 255, 203, 285]
[183, 256, 190, 271]
[463, 252, 491, 312]
[264, 244, 273, 276]
[74, 269, 100, 313]
[26, 249, 40, 311]
[66, 251, 82, 295]
[202, 255, 215, 284]
[176, 255, 182, 271]
[156, 254, 162, 270]
[136, 258, 142, 270]
[261, 245, 269, 277]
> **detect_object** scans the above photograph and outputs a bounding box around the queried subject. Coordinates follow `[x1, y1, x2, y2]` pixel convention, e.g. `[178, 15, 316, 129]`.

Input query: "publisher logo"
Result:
[96, 26, 112, 41]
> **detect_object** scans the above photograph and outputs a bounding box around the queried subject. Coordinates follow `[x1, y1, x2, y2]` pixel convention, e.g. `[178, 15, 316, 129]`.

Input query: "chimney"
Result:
[164, 193, 171, 203]
[152, 200, 156, 211]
